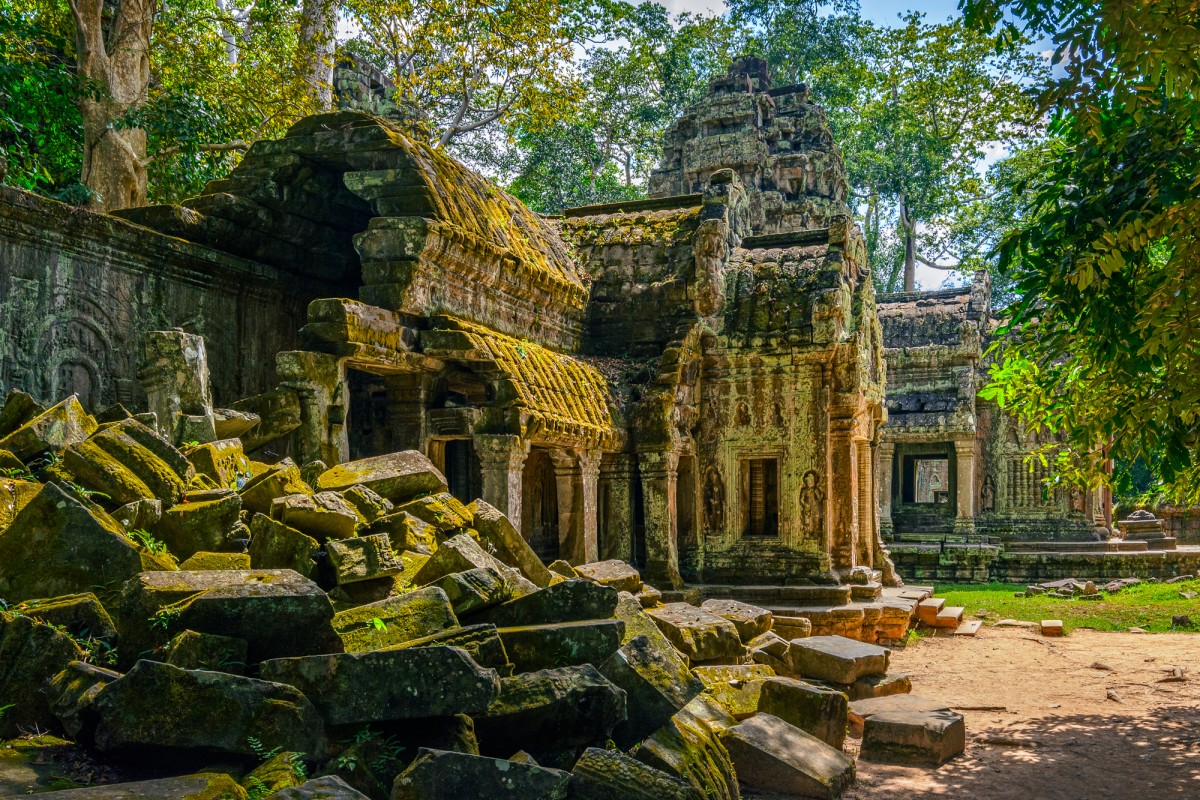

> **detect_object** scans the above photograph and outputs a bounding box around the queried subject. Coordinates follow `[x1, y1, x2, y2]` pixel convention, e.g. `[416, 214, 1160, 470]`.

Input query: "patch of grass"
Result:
[935, 579, 1200, 634]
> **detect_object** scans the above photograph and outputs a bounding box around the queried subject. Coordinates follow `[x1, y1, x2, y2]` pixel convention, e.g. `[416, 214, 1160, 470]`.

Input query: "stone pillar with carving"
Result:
[138, 329, 216, 445]
[385, 373, 430, 452]
[855, 438, 875, 568]
[578, 450, 601, 564]
[877, 441, 895, 540]
[639, 449, 683, 589]
[828, 419, 859, 571]
[277, 351, 348, 467]
[474, 434, 529, 528]
[600, 453, 635, 562]
[954, 438, 977, 535]
[550, 449, 602, 564]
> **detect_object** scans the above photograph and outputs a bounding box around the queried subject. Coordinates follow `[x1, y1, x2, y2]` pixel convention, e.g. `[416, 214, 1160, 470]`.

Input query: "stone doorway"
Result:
[521, 448, 559, 562]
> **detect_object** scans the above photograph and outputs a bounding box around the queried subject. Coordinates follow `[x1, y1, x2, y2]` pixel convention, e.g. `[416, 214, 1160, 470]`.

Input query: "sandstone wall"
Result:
[0, 187, 329, 411]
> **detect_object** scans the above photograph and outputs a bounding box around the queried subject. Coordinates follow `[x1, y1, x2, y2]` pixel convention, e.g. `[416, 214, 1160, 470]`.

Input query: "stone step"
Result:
[789, 635, 890, 684]
[953, 619, 981, 637]
[850, 582, 882, 602]
[698, 584, 853, 607]
[932, 606, 964, 629]
[916, 598, 944, 626]
[1005, 539, 1148, 553]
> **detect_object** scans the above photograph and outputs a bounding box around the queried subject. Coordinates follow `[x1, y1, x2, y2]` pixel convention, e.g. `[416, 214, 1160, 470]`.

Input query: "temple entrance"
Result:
[436, 438, 482, 505]
[522, 448, 559, 561]
[891, 443, 958, 538]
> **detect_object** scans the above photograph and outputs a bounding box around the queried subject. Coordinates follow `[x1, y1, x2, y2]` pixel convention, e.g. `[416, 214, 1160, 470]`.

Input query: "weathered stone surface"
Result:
[850, 672, 912, 700]
[0, 388, 43, 438]
[273, 776, 370, 799]
[497, 619, 624, 673]
[64, 438, 159, 506]
[327, 532, 403, 584]
[240, 459, 312, 515]
[117, 569, 341, 668]
[634, 696, 740, 800]
[700, 599, 773, 642]
[789, 635, 889, 684]
[574, 560, 642, 593]
[0, 612, 85, 737]
[861, 710, 966, 766]
[548, 560, 577, 578]
[388, 624, 510, 673]
[155, 491, 244, 560]
[178, 550, 252, 570]
[340, 484, 393, 523]
[474, 579, 618, 628]
[470, 499, 554, 587]
[646, 603, 745, 663]
[748, 630, 792, 674]
[241, 751, 308, 796]
[394, 493, 472, 533]
[187, 438, 252, 489]
[260, 645, 500, 725]
[332, 586, 458, 653]
[757, 676, 848, 749]
[248, 513, 321, 579]
[413, 532, 536, 596]
[392, 749, 570, 800]
[693, 664, 776, 719]
[600, 634, 703, 749]
[212, 407, 261, 440]
[0, 483, 173, 604]
[569, 747, 690, 800]
[721, 713, 855, 800]
[370, 510, 436, 554]
[276, 491, 362, 540]
[13, 592, 117, 640]
[429, 566, 512, 615]
[848, 694, 951, 738]
[112, 497, 163, 531]
[92, 659, 324, 757]
[316, 451, 446, 502]
[233, 389, 303, 453]
[474, 665, 627, 756]
[32, 773, 250, 799]
[0, 476, 40, 534]
[0, 396, 96, 460]
[163, 629, 248, 672]
[47, 660, 121, 740]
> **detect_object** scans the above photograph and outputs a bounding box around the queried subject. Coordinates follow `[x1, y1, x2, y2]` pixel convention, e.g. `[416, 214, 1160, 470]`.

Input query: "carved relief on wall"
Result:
[980, 474, 996, 512]
[798, 469, 825, 536]
[1069, 486, 1085, 514]
[703, 466, 725, 532]
[735, 401, 751, 427]
[770, 402, 785, 428]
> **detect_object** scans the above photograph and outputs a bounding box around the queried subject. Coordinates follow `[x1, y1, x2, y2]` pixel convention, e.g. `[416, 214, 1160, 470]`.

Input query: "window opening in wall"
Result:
[742, 458, 779, 536]
[902, 455, 950, 505]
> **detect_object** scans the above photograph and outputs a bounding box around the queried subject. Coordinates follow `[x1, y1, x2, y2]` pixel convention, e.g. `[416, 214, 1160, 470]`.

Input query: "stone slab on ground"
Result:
[574, 560, 643, 593]
[693, 664, 776, 719]
[600, 634, 703, 749]
[700, 598, 774, 642]
[272, 775, 370, 798]
[848, 694, 952, 738]
[860, 709, 966, 766]
[848, 672, 912, 700]
[315, 451, 447, 502]
[757, 676, 849, 749]
[720, 712, 856, 800]
[473, 579, 618, 628]
[1041, 619, 1064, 636]
[497, 619, 624, 673]
[569, 746, 690, 800]
[393, 749, 570, 800]
[332, 586, 458, 653]
[789, 635, 889, 684]
[646, 603, 745, 663]
[30, 773, 250, 798]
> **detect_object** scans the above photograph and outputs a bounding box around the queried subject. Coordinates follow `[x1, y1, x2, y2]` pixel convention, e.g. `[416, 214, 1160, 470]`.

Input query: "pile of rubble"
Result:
[0, 388, 962, 799]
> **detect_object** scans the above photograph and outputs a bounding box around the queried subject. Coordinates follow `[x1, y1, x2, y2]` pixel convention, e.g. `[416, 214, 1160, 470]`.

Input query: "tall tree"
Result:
[965, 0, 1200, 502]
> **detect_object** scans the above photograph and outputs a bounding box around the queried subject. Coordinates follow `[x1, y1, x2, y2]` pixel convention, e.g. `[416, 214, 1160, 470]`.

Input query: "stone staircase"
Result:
[915, 596, 980, 636]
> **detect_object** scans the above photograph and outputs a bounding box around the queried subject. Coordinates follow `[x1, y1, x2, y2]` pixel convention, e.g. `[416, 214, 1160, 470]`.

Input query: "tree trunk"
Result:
[300, 0, 336, 111]
[70, 0, 153, 212]
[900, 193, 916, 292]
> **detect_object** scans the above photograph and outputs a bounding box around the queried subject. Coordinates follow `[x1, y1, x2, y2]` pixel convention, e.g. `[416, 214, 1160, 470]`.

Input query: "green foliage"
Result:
[125, 528, 172, 558]
[965, 0, 1200, 503]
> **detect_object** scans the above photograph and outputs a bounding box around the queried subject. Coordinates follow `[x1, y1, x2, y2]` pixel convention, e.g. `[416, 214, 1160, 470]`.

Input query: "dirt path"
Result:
[844, 628, 1200, 800]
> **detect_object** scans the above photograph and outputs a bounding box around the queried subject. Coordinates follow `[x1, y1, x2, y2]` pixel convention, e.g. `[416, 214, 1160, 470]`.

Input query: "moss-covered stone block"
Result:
[599, 634, 702, 749]
[496, 619, 624, 674]
[46, 660, 120, 740]
[155, 491, 244, 561]
[327, 533, 403, 585]
[248, 513, 320, 580]
[332, 586, 457, 653]
[0, 612, 85, 738]
[178, 551, 252, 570]
[315, 451, 447, 503]
[569, 747, 690, 800]
[163, 629, 248, 673]
[0, 396, 95, 461]
[239, 459, 311, 515]
[12, 592, 117, 640]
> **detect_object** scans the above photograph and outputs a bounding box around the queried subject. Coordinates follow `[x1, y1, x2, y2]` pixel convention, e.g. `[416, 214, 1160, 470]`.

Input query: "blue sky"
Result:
[661, 0, 966, 23]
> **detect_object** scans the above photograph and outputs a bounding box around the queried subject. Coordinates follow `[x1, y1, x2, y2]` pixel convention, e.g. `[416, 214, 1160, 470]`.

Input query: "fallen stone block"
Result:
[0, 395, 95, 460]
[498, 619, 624, 673]
[370, 509, 436, 554]
[239, 459, 312, 515]
[600, 634, 702, 749]
[570, 746, 690, 800]
[721, 713, 855, 800]
[155, 491, 244, 560]
[13, 592, 117, 641]
[0, 387, 43, 438]
[548, 559, 578, 578]
[850, 672, 912, 700]
[31, 773, 251, 799]
[187, 438, 252, 489]
[327, 532, 403, 584]
[646, 603, 745, 663]
[260, 646, 500, 725]
[340, 484, 393, 523]
[390, 623, 512, 674]
[92, 659, 324, 758]
[212, 407, 260, 440]
[473, 579, 618, 628]
[394, 492, 473, 533]
[757, 676, 848, 749]
[634, 696, 740, 800]
[0, 476, 40, 534]
[275, 491, 362, 540]
[63, 438, 160, 506]
[789, 635, 889, 684]
[0, 612, 85, 737]
[701, 599, 773, 642]
[413, 532, 536, 596]
[860, 710, 966, 766]
[248, 513, 321, 580]
[332, 586, 458, 653]
[474, 665, 627, 757]
[748, 630, 792, 672]
[392, 749, 570, 800]
[575, 560, 643, 593]
[163, 629, 248, 673]
[848, 694, 951, 738]
[694, 664, 777, 720]
[232, 388, 302, 453]
[1041, 619, 1064, 636]
[429, 566, 512, 615]
[47, 660, 121, 741]
[178, 551, 252, 570]
[273, 775, 370, 799]
[112, 497, 163, 531]
[316, 451, 447, 502]
[471, 498, 554, 587]
[117, 569, 341, 668]
[636, 584, 663, 608]
[0, 482, 174, 604]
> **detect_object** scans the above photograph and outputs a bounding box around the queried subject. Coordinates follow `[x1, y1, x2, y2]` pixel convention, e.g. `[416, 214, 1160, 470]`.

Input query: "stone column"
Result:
[954, 438, 976, 535]
[277, 350, 347, 467]
[473, 434, 529, 527]
[639, 449, 683, 590]
[877, 442, 895, 540]
[385, 373, 430, 452]
[600, 453, 635, 562]
[578, 450, 601, 564]
[855, 438, 874, 568]
[549, 449, 581, 563]
[828, 419, 859, 571]
[138, 329, 215, 444]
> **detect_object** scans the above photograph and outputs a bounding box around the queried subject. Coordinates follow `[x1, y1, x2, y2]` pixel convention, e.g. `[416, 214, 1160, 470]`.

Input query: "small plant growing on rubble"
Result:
[370, 617, 387, 632]
[125, 529, 176, 564]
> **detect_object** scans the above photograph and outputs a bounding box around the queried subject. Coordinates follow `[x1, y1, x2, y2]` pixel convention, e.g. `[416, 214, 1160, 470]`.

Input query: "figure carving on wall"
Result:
[1069, 486, 1085, 514]
[981, 474, 996, 512]
[770, 402, 785, 428]
[798, 469, 825, 536]
[735, 401, 751, 427]
[703, 466, 725, 532]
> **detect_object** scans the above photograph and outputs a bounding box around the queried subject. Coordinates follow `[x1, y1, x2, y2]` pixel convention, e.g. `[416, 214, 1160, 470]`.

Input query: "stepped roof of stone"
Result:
[423, 318, 622, 449]
[877, 276, 989, 352]
[719, 232, 836, 342]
